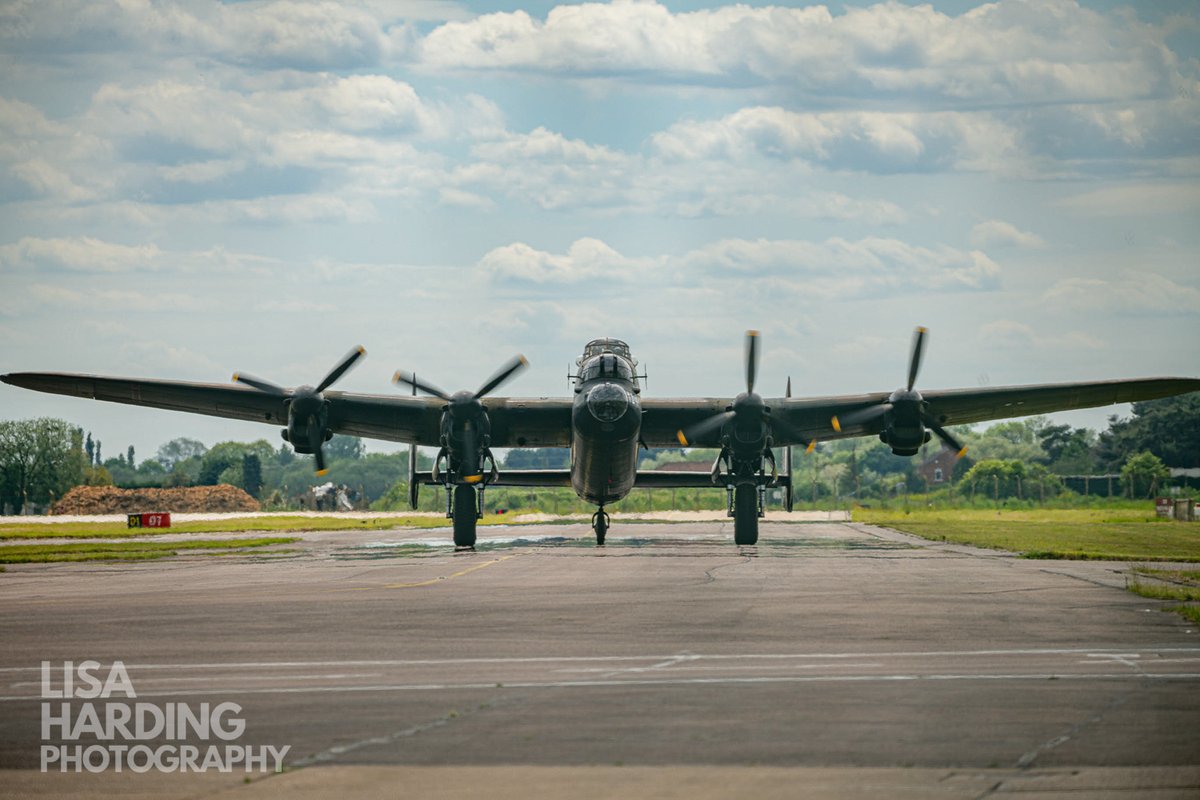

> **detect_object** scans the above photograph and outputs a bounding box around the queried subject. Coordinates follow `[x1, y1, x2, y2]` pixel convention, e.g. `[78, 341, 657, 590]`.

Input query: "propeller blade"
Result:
[475, 354, 529, 399]
[907, 326, 927, 392]
[232, 372, 287, 396]
[677, 411, 734, 447]
[744, 330, 760, 394]
[924, 417, 968, 459]
[831, 403, 892, 433]
[393, 370, 451, 401]
[316, 345, 366, 393]
[309, 426, 328, 476]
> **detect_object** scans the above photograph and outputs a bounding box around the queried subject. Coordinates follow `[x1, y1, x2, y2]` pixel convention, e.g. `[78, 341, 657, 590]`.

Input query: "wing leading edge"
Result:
[0, 372, 573, 448]
[3, 371, 1197, 450]
[642, 377, 1200, 448]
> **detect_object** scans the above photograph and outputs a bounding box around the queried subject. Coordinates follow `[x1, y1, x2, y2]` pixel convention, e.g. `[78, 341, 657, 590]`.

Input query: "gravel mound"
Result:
[51, 485, 261, 515]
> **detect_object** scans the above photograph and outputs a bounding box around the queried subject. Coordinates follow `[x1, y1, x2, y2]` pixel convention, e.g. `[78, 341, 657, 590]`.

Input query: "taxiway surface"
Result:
[1, 519, 1198, 798]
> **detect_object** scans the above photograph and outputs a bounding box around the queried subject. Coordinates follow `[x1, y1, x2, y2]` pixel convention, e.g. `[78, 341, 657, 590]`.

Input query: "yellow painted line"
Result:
[351, 555, 516, 591]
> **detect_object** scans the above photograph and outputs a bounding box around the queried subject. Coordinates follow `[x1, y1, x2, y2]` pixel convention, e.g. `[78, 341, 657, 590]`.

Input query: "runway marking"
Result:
[2, 672, 1198, 702]
[556, 663, 885, 674]
[3, 646, 1199, 673]
[347, 554, 515, 590]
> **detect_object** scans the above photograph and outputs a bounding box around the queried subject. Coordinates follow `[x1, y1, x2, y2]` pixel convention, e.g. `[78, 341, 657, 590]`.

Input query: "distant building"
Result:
[916, 446, 960, 486]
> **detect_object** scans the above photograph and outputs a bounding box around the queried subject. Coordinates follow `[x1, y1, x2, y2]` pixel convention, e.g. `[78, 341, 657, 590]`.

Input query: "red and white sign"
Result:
[127, 512, 171, 529]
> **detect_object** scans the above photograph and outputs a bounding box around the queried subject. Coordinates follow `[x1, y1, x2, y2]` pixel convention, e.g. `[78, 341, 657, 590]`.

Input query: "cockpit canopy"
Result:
[579, 353, 634, 383]
[579, 338, 635, 364]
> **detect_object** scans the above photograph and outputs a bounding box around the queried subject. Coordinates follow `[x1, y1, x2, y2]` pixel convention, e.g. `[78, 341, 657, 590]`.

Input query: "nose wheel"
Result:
[591, 507, 609, 546]
[452, 483, 478, 549]
[733, 484, 760, 545]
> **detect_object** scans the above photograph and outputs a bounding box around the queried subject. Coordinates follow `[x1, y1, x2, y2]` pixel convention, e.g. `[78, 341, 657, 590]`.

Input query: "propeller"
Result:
[393, 355, 529, 482]
[676, 331, 812, 451]
[232, 345, 366, 475]
[393, 354, 528, 405]
[830, 327, 967, 458]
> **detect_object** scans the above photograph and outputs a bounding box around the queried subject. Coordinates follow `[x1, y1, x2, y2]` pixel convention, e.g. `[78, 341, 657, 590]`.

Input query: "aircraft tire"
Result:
[453, 484, 477, 548]
[592, 508, 608, 546]
[733, 484, 759, 545]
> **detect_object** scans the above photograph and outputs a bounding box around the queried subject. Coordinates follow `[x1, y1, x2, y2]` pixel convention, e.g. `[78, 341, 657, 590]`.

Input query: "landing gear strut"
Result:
[452, 484, 478, 548]
[591, 506, 609, 546]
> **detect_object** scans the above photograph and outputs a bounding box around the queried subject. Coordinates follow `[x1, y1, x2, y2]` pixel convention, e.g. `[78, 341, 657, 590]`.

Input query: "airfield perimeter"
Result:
[1, 515, 1198, 799]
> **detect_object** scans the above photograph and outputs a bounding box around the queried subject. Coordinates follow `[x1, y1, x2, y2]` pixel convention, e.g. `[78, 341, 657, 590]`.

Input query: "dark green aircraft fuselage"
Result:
[570, 339, 643, 505]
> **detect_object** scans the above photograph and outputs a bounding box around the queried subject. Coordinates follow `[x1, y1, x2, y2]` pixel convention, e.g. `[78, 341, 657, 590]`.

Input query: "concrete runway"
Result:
[1, 519, 1198, 798]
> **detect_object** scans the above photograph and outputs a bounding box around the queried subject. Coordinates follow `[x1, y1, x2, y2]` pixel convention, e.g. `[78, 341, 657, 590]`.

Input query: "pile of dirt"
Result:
[51, 485, 261, 515]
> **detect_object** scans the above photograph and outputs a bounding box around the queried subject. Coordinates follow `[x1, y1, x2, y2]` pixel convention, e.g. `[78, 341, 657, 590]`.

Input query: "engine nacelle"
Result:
[879, 426, 931, 456]
[283, 394, 331, 455]
[880, 389, 931, 456]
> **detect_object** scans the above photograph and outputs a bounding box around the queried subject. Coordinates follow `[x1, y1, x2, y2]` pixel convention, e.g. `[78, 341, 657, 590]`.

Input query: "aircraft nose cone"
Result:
[586, 382, 629, 422]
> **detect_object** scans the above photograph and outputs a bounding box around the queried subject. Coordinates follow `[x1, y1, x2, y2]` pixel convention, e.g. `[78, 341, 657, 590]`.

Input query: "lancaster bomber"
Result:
[4, 328, 1198, 547]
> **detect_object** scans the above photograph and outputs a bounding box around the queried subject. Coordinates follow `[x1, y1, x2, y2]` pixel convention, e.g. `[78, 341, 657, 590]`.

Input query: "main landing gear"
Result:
[730, 483, 762, 546]
[591, 506, 609, 546]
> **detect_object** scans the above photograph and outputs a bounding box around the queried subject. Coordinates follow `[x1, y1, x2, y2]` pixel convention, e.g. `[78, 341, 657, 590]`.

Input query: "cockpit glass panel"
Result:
[582, 339, 631, 360]
[579, 354, 633, 382]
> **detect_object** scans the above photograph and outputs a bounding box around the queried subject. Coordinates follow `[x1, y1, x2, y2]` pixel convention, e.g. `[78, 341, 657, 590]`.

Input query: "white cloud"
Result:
[678, 237, 1001, 294]
[651, 107, 1022, 174]
[0, 237, 163, 273]
[418, 0, 1184, 105]
[1057, 184, 1200, 217]
[2, 0, 464, 70]
[1040, 273, 1200, 314]
[477, 238, 659, 283]
[978, 320, 1104, 350]
[477, 235, 1001, 298]
[25, 283, 209, 312]
[968, 220, 1045, 249]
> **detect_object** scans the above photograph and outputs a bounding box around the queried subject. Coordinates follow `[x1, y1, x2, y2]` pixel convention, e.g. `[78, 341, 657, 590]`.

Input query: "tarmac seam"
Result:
[289, 693, 510, 768]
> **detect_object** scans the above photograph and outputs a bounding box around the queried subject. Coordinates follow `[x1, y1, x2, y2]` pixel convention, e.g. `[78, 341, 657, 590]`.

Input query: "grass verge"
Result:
[0, 537, 298, 564]
[1127, 567, 1200, 627]
[853, 507, 1200, 562]
[0, 515, 475, 540]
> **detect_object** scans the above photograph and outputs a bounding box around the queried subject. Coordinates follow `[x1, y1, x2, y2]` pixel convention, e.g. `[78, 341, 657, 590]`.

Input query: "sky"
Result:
[1, 0, 1198, 460]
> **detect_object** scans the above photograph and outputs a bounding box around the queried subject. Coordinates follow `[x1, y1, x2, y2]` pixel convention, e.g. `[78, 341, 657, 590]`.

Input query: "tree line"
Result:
[1, 394, 1195, 514]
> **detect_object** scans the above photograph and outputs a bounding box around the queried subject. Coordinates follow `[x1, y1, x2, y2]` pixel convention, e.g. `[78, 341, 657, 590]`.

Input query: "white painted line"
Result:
[3, 646, 1199, 673]
[2, 672, 1199, 701]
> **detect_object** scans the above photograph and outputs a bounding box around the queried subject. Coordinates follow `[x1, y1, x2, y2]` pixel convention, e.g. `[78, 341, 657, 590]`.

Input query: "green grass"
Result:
[1126, 582, 1200, 602]
[853, 507, 1200, 562]
[1168, 605, 1200, 625]
[1126, 568, 1200, 626]
[0, 537, 298, 564]
[0, 514, 474, 540]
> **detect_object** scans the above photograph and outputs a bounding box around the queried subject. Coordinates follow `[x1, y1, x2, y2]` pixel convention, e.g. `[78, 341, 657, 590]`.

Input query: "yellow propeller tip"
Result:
[316, 469, 329, 477]
[231, 373, 239, 383]
[957, 447, 969, 459]
[676, 430, 689, 447]
[916, 326, 928, 333]
[806, 441, 816, 454]
[356, 345, 366, 355]
[391, 371, 403, 384]
[518, 354, 529, 367]
[831, 416, 842, 433]
[747, 329, 760, 337]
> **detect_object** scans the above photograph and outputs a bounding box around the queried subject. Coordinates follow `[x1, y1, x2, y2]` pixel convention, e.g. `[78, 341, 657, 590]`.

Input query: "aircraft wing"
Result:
[646, 377, 1200, 448]
[774, 377, 1200, 444]
[0, 372, 572, 448]
[5, 371, 1197, 450]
